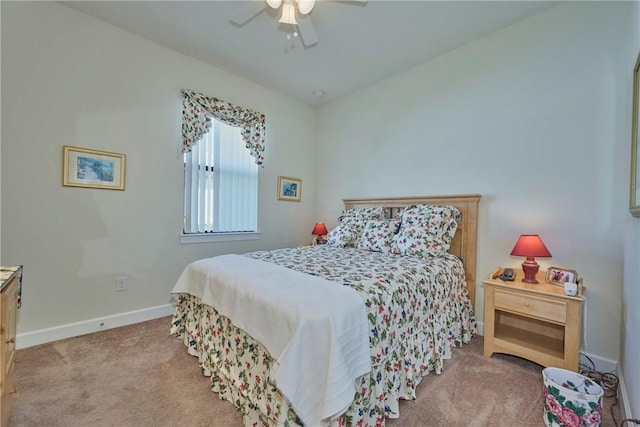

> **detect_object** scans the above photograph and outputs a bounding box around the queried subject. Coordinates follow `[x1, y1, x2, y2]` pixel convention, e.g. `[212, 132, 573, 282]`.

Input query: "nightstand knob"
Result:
[524, 303, 530, 307]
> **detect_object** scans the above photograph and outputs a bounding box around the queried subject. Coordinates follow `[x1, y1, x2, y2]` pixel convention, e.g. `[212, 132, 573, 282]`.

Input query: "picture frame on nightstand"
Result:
[545, 266, 578, 286]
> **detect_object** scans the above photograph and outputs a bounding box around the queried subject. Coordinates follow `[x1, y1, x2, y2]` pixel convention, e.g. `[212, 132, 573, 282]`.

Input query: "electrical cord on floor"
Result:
[579, 353, 619, 425]
[579, 353, 640, 427]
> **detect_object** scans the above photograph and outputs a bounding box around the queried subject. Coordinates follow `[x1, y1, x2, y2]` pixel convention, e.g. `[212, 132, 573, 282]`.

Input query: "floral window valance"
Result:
[181, 89, 266, 166]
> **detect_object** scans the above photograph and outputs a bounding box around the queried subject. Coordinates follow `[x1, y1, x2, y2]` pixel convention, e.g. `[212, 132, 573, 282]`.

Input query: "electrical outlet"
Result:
[115, 276, 127, 292]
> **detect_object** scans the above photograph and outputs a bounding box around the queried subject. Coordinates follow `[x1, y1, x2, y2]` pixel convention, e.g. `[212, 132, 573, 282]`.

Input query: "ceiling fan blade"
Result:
[296, 14, 318, 47]
[230, 2, 267, 26]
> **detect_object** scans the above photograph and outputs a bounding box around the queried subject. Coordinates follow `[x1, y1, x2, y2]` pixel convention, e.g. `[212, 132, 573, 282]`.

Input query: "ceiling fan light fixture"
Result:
[266, 0, 282, 9]
[279, 2, 297, 25]
[296, 0, 315, 15]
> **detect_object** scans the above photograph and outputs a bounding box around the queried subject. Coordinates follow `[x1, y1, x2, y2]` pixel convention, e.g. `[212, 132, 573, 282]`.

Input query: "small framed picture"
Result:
[545, 266, 579, 286]
[277, 176, 301, 202]
[63, 146, 126, 190]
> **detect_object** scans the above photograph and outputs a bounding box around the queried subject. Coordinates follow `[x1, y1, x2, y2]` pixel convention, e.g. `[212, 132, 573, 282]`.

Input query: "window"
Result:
[180, 89, 265, 242]
[183, 116, 258, 235]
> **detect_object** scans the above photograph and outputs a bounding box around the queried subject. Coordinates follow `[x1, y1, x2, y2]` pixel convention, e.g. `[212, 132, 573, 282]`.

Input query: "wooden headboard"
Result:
[342, 194, 481, 308]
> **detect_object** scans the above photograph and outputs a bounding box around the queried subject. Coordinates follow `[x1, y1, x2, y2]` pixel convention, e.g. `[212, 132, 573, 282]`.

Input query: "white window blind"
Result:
[183, 118, 258, 234]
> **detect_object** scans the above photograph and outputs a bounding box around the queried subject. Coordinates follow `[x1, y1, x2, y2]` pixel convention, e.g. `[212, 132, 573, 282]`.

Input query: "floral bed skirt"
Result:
[171, 293, 475, 427]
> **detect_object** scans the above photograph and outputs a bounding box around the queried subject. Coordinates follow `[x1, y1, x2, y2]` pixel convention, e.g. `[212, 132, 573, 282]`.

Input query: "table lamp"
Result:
[312, 222, 329, 245]
[510, 234, 552, 283]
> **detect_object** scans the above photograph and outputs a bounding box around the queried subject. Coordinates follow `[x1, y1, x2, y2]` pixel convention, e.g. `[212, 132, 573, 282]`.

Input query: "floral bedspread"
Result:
[170, 246, 477, 427]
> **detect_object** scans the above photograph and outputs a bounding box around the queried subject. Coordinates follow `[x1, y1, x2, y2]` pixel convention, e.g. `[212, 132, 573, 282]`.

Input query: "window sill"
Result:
[180, 231, 261, 244]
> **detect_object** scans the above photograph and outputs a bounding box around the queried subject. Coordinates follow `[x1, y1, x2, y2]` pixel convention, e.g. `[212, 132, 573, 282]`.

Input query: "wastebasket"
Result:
[542, 367, 603, 427]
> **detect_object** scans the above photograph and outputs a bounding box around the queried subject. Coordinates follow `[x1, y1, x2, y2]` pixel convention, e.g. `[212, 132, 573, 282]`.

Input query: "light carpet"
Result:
[11, 316, 621, 426]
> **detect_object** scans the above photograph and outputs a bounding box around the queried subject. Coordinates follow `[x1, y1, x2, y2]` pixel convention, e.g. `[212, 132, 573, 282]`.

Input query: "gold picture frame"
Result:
[277, 176, 301, 202]
[631, 51, 640, 217]
[63, 146, 125, 190]
[545, 266, 578, 287]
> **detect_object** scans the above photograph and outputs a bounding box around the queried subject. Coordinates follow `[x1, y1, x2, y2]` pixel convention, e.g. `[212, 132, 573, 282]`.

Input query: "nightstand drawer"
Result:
[494, 289, 566, 324]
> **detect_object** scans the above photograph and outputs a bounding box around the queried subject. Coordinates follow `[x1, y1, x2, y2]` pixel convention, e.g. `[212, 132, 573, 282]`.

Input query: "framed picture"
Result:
[277, 176, 301, 202]
[545, 266, 579, 286]
[631, 50, 640, 217]
[63, 146, 125, 190]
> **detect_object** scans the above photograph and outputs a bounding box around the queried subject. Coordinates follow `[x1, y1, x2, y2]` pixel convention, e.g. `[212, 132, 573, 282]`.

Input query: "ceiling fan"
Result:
[230, 0, 368, 48]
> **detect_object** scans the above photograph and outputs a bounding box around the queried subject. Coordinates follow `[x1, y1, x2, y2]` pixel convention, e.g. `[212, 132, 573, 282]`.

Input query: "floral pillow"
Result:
[398, 204, 461, 222]
[391, 205, 460, 257]
[338, 207, 388, 222]
[327, 208, 386, 248]
[327, 217, 368, 248]
[357, 219, 401, 253]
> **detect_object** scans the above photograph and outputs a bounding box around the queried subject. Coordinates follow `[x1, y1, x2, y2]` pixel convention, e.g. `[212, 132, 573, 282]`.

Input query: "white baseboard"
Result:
[618, 366, 634, 420]
[16, 304, 175, 349]
[580, 351, 618, 374]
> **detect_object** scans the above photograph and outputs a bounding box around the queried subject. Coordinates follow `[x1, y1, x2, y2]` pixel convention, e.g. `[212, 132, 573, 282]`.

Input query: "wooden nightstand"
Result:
[0, 266, 21, 427]
[482, 267, 584, 372]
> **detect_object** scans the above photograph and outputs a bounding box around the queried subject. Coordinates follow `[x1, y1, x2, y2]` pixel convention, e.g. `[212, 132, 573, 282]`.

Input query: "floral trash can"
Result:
[543, 367, 603, 427]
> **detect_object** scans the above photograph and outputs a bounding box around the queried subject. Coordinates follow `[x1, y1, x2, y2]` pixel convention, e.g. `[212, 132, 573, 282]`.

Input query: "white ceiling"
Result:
[62, 1, 559, 106]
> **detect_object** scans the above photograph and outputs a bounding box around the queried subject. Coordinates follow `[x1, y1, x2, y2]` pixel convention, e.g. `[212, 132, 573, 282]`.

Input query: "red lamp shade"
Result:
[312, 222, 328, 236]
[510, 234, 552, 283]
[312, 222, 329, 244]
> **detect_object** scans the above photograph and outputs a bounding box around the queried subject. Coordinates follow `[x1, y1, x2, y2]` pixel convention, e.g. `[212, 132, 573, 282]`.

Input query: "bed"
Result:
[170, 194, 481, 427]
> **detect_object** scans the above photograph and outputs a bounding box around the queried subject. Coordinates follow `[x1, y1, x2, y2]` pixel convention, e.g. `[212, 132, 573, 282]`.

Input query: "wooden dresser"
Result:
[0, 266, 21, 427]
[483, 267, 584, 371]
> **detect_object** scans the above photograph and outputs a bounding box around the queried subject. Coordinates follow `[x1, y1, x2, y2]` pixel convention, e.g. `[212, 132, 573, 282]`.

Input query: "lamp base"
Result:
[521, 258, 539, 284]
[315, 235, 327, 245]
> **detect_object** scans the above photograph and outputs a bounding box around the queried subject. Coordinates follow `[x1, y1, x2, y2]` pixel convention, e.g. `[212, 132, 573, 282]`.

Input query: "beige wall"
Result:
[0, 2, 3, 265]
[623, 219, 640, 418]
[621, 2, 640, 419]
[316, 2, 632, 365]
[1, 2, 317, 335]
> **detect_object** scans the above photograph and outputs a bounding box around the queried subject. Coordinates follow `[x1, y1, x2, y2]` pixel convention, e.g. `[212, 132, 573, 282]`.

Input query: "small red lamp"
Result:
[510, 234, 552, 283]
[312, 222, 329, 245]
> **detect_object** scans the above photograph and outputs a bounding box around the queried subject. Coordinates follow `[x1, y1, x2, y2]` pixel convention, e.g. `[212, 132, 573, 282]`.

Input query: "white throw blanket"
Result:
[171, 254, 371, 426]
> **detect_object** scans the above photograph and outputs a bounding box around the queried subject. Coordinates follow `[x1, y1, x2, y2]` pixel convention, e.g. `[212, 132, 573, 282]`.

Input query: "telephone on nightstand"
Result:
[493, 268, 515, 281]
